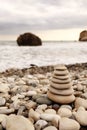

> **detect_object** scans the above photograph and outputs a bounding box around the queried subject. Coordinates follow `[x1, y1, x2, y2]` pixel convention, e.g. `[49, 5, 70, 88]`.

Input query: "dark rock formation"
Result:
[79, 30, 87, 41]
[17, 32, 42, 46]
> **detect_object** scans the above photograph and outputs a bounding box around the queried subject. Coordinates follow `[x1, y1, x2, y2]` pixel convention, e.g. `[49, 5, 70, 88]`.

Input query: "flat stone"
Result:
[54, 70, 69, 76]
[50, 81, 72, 89]
[55, 65, 67, 71]
[53, 75, 69, 80]
[47, 91, 75, 104]
[6, 115, 34, 130]
[49, 86, 74, 95]
[51, 77, 71, 84]
[59, 117, 80, 130]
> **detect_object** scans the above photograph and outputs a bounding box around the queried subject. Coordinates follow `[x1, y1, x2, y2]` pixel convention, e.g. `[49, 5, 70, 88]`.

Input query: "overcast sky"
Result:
[0, 0, 87, 40]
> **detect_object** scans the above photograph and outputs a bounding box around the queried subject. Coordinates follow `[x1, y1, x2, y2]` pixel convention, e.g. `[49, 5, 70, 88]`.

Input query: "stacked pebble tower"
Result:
[47, 65, 75, 104]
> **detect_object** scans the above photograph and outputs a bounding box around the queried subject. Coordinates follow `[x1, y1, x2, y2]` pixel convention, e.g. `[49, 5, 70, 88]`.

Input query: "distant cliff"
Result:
[79, 30, 87, 41]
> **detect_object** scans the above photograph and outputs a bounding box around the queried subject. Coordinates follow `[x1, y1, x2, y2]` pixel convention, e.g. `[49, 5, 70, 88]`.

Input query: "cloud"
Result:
[0, 0, 87, 34]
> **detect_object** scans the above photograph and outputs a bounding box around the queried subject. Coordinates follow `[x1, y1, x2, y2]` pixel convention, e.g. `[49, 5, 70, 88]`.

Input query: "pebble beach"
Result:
[1, 0, 87, 129]
[0, 63, 87, 130]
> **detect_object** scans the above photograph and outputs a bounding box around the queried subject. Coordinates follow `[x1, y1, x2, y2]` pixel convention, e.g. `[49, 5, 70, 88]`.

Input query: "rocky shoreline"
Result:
[0, 63, 87, 130]
[0, 62, 87, 77]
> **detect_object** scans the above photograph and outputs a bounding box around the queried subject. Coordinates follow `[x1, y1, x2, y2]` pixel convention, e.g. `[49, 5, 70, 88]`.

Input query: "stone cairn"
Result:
[47, 65, 75, 104]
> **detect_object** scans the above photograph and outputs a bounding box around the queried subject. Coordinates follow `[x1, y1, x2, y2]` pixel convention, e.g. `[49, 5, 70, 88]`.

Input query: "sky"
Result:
[0, 0, 87, 41]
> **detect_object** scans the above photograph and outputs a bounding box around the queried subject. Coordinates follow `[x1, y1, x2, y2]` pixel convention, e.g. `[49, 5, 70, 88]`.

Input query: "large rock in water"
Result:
[79, 30, 87, 41]
[17, 32, 42, 46]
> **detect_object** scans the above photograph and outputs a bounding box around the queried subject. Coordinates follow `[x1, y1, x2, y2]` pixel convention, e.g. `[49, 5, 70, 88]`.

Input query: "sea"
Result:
[0, 40, 87, 72]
